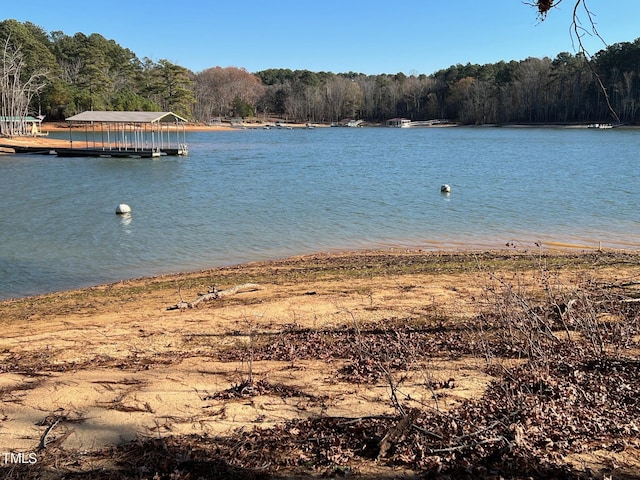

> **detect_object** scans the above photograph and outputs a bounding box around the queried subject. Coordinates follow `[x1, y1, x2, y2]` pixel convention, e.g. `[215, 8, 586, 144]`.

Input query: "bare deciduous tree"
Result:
[0, 36, 48, 136]
[323, 76, 363, 122]
[193, 67, 264, 121]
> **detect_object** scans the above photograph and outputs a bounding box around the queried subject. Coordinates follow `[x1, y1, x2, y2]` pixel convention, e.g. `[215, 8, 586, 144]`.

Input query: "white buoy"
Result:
[115, 203, 131, 214]
[440, 184, 451, 193]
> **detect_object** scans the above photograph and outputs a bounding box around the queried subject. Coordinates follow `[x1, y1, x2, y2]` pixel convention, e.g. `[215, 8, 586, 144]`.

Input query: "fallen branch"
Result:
[37, 416, 63, 451]
[167, 283, 260, 310]
[427, 436, 508, 454]
[377, 408, 420, 459]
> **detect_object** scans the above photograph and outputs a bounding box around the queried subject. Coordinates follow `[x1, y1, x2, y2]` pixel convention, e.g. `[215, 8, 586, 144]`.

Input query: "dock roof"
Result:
[66, 111, 187, 124]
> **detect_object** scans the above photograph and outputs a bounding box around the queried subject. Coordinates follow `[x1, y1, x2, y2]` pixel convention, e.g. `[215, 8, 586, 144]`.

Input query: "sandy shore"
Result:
[0, 248, 639, 478]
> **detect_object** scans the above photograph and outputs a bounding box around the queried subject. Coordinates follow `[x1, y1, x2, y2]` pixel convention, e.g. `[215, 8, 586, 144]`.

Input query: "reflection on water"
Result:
[1, 126, 639, 299]
[119, 213, 132, 228]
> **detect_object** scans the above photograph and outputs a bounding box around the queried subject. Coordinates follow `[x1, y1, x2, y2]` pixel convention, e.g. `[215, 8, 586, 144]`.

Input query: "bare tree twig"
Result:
[528, 0, 621, 123]
[428, 436, 509, 454]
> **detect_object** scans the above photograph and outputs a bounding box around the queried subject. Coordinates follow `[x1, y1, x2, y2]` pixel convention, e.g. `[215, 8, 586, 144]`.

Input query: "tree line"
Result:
[1, 18, 639, 127]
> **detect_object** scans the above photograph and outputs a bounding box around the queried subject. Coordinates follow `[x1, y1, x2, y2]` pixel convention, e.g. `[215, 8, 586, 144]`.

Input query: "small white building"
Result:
[0, 115, 45, 136]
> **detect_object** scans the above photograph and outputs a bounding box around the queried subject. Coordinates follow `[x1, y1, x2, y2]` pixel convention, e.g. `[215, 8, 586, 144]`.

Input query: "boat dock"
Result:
[0, 111, 189, 158]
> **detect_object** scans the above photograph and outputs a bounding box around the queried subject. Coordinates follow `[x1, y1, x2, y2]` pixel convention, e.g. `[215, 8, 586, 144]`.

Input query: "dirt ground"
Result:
[0, 251, 490, 447]
[0, 249, 639, 478]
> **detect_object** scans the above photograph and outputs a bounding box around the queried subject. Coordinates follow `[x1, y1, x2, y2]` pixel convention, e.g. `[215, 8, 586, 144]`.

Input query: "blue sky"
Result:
[3, 1, 639, 75]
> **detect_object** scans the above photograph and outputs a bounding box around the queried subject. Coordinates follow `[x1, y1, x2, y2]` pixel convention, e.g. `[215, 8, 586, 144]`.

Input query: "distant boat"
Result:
[387, 118, 412, 128]
[331, 119, 364, 127]
[588, 123, 613, 129]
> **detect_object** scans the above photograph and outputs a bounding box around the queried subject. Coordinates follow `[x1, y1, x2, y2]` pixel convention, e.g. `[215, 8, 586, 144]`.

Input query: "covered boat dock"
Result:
[62, 111, 188, 157]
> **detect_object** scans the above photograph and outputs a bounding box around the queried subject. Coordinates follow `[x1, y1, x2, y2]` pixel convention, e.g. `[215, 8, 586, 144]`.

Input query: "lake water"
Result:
[1, 126, 639, 300]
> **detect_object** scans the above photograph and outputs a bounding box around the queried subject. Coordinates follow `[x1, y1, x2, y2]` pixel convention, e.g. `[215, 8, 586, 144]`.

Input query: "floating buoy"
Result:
[440, 184, 451, 193]
[115, 203, 131, 214]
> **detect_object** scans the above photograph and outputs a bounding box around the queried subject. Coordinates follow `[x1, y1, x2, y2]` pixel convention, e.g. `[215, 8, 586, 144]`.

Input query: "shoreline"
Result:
[0, 241, 620, 305]
[6, 119, 639, 137]
[2, 223, 638, 302]
[2, 120, 637, 154]
[0, 241, 627, 304]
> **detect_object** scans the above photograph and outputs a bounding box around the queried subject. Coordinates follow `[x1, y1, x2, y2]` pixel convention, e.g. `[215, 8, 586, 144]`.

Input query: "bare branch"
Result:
[568, 1, 621, 123]
[527, 0, 621, 123]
